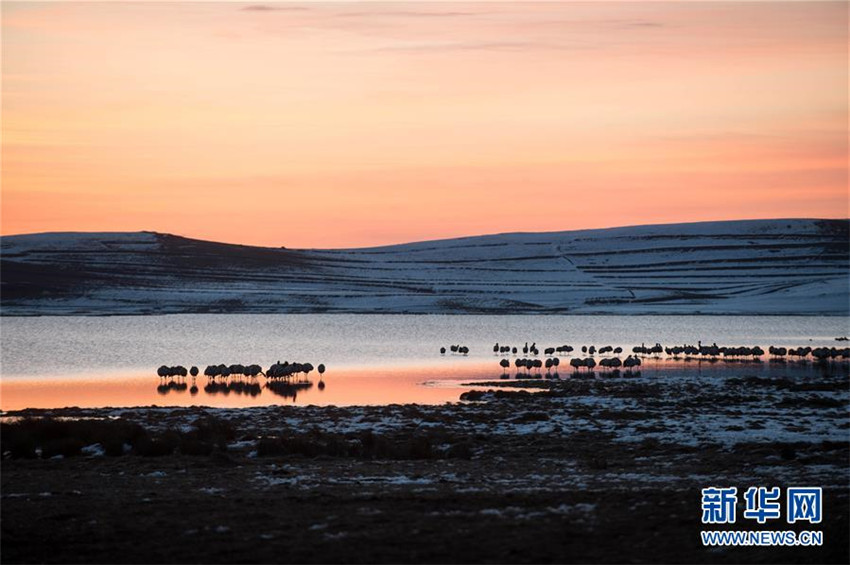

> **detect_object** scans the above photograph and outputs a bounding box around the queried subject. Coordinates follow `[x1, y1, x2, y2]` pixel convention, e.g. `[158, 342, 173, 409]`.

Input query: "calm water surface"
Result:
[1, 314, 847, 409]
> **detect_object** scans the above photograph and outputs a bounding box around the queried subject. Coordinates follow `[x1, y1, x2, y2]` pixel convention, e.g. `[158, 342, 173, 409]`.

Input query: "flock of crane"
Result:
[155, 361, 327, 397]
[477, 340, 850, 379]
[647, 342, 850, 361]
[153, 339, 850, 394]
[495, 353, 642, 379]
[474, 341, 642, 378]
[441, 345, 470, 355]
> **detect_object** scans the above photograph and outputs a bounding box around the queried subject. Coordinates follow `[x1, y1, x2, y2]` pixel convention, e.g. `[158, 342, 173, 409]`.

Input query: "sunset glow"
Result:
[2, 1, 847, 248]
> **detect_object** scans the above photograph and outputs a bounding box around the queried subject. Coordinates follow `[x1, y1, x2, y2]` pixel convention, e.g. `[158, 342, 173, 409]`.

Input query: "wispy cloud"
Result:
[361, 40, 585, 54]
[627, 21, 665, 28]
[241, 4, 308, 12]
[338, 11, 481, 19]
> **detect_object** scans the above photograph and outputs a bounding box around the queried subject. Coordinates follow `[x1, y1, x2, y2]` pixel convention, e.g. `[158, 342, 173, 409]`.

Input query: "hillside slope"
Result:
[1, 219, 847, 315]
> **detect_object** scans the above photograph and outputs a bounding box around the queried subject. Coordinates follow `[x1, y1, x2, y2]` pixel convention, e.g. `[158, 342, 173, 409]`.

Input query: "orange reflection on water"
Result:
[5, 356, 833, 411]
[0, 363, 498, 411]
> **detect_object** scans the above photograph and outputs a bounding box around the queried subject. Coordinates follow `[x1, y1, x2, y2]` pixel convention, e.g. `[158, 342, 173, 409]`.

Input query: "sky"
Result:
[2, 1, 848, 248]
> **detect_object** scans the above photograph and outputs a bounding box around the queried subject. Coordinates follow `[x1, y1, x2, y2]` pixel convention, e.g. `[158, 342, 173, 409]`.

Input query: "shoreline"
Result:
[4, 311, 850, 318]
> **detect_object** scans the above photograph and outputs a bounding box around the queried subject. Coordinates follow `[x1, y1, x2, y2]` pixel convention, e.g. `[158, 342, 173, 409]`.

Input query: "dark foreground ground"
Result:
[2, 365, 849, 563]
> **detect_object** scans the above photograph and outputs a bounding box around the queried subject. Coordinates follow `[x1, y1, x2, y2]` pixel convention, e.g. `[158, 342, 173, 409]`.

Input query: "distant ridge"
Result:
[1, 219, 848, 315]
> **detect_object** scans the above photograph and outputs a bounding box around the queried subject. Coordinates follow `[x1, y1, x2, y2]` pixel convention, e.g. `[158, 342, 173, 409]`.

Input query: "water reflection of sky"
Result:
[0, 363, 494, 410]
[2, 358, 846, 411]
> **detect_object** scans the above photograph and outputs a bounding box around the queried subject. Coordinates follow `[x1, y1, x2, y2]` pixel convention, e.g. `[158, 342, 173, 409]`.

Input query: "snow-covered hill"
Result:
[1, 219, 847, 315]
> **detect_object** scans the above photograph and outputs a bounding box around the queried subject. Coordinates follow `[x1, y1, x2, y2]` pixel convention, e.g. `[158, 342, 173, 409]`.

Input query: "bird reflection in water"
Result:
[156, 376, 262, 397]
[265, 380, 313, 402]
[156, 380, 189, 395]
[205, 380, 262, 397]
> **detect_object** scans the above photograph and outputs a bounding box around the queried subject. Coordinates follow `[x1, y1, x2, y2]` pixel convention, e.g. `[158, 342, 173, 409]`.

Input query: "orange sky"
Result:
[2, 1, 847, 248]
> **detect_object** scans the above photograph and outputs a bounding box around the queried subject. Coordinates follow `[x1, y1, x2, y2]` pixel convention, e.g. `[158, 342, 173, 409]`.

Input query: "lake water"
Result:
[1, 314, 847, 409]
